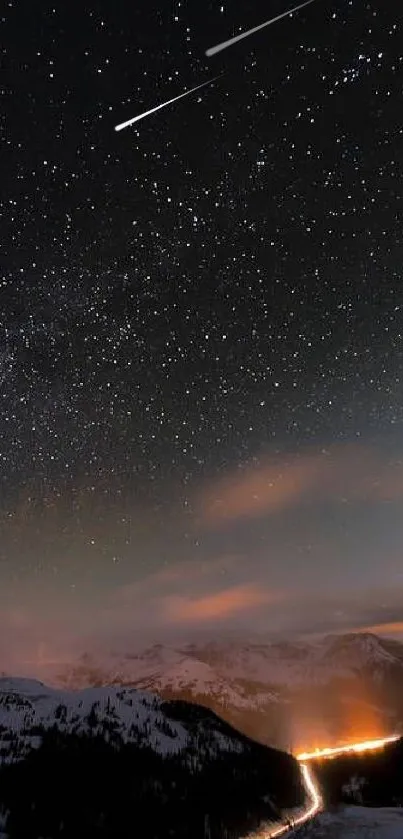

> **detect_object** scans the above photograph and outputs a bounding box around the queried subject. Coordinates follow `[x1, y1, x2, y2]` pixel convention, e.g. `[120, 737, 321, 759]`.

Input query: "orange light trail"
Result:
[263, 762, 322, 837]
[296, 733, 400, 762]
[250, 733, 400, 839]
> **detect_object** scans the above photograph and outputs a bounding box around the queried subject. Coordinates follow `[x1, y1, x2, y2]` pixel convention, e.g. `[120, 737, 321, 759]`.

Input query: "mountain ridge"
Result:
[0, 676, 304, 839]
[3, 632, 403, 752]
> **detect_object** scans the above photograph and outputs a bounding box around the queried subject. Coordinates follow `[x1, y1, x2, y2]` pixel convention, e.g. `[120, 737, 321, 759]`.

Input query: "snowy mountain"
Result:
[0, 677, 303, 839]
[0, 676, 244, 764]
[51, 633, 403, 751]
[184, 632, 403, 687]
[56, 632, 403, 693]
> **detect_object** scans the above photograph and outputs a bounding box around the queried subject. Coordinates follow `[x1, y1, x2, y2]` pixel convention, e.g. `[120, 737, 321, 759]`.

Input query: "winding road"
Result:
[262, 734, 400, 838]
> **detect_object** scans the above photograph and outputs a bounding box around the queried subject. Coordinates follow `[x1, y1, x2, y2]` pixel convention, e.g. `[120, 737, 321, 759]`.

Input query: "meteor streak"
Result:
[205, 0, 316, 58]
[114, 77, 219, 131]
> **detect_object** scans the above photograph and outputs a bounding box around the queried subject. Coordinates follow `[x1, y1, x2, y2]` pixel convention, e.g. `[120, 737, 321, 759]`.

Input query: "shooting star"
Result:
[115, 77, 219, 131]
[205, 0, 316, 57]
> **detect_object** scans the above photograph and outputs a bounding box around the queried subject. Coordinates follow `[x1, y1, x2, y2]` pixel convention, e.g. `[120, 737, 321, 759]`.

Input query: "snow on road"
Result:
[304, 806, 403, 837]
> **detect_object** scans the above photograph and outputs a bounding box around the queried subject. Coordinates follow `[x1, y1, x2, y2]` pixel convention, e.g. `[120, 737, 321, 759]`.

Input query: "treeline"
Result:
[0, 706, 304, 839]
[311, 737, 403, 808]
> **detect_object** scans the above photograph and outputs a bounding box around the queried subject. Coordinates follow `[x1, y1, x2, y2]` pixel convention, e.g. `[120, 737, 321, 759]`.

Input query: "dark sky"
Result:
[2, 0, 403, 671]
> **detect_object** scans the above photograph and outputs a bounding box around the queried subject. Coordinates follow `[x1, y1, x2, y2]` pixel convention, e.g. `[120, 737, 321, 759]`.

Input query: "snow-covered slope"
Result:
[54, 632, 403, 699]
[305, 806, 403, 838]
[57, 645, 281, 710]
[185, 632, 403, 688]
[130, 653, 280, 709]
[0, 678, 305, 839]
[0, 676, 243, 766]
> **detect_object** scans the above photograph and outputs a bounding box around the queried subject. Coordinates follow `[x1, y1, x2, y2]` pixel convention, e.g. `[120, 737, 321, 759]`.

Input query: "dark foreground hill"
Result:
[310, 736, 403, 810]
[0, 678, 303, 839]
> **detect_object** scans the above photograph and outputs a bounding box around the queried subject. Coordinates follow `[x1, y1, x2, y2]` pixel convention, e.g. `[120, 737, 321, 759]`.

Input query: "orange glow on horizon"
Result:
[356, 621, 403, 637]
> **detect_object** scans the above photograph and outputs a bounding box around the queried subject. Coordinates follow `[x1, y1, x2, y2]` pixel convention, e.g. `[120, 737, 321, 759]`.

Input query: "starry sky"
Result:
[2, 0, 403, 671]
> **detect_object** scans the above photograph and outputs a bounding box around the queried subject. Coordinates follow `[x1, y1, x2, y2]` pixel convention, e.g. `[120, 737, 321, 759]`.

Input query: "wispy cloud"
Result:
[163, 583, 278, 623]
[200, 443, 403, 525]
[2, 579, 403, 679]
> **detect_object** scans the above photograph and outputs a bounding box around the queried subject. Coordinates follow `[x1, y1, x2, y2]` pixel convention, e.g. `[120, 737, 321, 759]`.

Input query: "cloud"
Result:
[119, 554, 242, 594]
[100, 555, 283, 637]
[2, 572, 403, 682]
[163, 583, 278, 623]
[199, 443, 403, 525]
[201, 453, 322, 523]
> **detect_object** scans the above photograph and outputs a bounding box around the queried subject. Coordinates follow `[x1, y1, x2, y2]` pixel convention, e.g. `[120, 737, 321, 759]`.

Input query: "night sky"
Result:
[2, 0, 403, 671]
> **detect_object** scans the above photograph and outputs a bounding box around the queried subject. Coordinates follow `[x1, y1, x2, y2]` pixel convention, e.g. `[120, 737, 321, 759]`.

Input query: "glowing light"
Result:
[296, 733, 400, 762]
[262, 762, 322, 837]
[114, 78, 218, 131]
[205, 0, 316, 58]
[248, 733, 400, 838]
